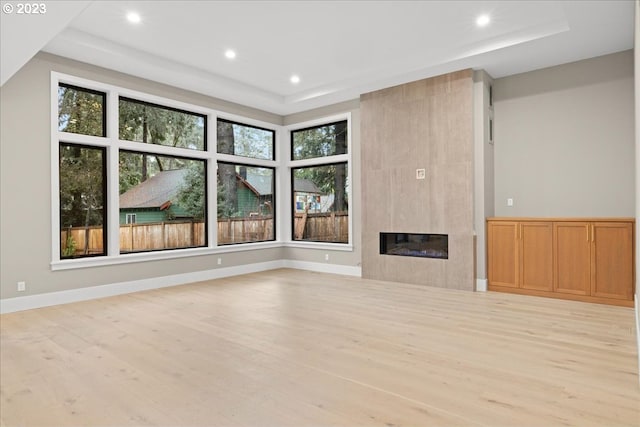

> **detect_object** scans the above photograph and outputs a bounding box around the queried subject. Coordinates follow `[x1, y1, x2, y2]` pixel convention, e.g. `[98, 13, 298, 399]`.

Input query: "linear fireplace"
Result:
[380, 232, 448, 259]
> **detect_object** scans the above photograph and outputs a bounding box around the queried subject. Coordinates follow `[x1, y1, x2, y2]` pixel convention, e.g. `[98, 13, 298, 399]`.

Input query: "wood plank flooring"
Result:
[1, 268, 638, 426]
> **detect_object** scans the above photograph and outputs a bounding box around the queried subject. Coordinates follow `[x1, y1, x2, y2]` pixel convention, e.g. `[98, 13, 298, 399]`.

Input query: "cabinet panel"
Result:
[487, 222, 518, 288]
[520, 222, 553, 291]
[591, 222, 633, 300]
[553, 222, 590, 296]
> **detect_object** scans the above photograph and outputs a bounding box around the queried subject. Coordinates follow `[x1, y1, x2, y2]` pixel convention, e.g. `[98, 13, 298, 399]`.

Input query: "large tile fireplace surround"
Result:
[360, 70, 475, 291]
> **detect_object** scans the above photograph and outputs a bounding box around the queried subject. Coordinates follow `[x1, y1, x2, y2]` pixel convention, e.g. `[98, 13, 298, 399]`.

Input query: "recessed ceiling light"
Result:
[126, 11, 141, 24]
[476, 14, 490, 27]
[225, 49, 236, 60]
[290, 75, 300, 84]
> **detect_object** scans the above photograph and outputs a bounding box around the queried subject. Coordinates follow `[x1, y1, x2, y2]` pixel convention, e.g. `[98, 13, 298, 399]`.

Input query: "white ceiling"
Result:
[1, 0, 634, 115]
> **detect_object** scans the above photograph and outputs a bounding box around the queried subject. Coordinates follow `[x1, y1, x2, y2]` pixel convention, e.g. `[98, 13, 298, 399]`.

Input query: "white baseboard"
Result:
[283, 260, 362, 277]
[476, 278, 488, 292]
[0, 260, 362, 314]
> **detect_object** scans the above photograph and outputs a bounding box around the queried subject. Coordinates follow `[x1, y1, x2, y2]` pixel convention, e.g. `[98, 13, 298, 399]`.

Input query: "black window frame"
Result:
[118, 96, 208, 151]
[216, 160, 277, 246]
[216, 117, 276, 161]
[290, 119, 348, 161]
[59, 142, 108, 259]
[290, 161, 349, 244]
[118, 149, 209, 254]
[58, 83, 107, 138]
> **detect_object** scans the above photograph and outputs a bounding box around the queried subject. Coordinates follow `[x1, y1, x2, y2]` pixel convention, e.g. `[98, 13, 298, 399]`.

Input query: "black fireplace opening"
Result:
[380, 232, 448, 259]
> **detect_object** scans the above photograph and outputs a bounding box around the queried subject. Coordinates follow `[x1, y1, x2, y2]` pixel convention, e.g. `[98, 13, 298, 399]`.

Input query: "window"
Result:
[217, 163, 275, 245]
[58, 84, 106, 137]
[216, 117, 276, 245]
[217, 118, 274, 160]
[119, 98, 206, 150]
[119, 151, 207, 253]
[59, 143, 107, 258]
[58, 84, 107, 259]
[53, 74, 280, 267]
[292, 120, 347, 160]
[290, 119, 350, 244]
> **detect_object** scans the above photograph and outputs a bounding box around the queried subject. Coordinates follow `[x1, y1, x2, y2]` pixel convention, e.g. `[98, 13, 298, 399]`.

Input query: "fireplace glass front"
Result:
[380, 232, 448, 259]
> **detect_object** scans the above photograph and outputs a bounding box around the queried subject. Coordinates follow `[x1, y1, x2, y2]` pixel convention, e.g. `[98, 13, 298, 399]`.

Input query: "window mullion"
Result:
[51, 73, 61, 263]
[208, 114, 217, 248]
[288, 154, 349, 168]
[117, 140, 211, 159]
[107, 90, 120, 256]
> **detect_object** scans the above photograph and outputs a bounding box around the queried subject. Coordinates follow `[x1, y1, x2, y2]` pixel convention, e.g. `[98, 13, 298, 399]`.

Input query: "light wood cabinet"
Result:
[486, 221, 518, 288]
[487, 221, 553, 291]
[520, 222, 554, 291]
[591, 222, 634, 300]
[487, 218, 634, 307]
[553, 222, 591, 296]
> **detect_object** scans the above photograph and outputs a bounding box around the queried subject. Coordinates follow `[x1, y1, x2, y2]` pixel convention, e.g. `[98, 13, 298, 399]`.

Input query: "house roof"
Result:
[293, 178, 321, 194]
[120, 169, 322, 209]
[244, 171, 272, 196]
[119, 169, 188, 209]
[243, 171, 321, 196]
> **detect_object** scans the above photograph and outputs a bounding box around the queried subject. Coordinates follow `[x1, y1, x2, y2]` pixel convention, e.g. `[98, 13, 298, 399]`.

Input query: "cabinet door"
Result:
[591, 222, 634, 300]
[487, 221, 518, 288]
[554, 222, 590, 295]
[520, 222, 553, 291]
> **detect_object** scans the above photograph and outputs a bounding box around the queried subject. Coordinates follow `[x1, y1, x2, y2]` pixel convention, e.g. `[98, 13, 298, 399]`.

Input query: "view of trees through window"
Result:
[217, 118, 274, 160]
[216, 119, 275, 245]
[217, 163, 274, 245]
[57, 85, 208, 258]
[292, 120, 347, 160]
[59, 143, 106, 258]
[119, 98, 205, 150]
[291, 121, 349, 243]
[119, 152, 206, 253]
[56, 80, 348, 261]
[58, 85, 105, 137]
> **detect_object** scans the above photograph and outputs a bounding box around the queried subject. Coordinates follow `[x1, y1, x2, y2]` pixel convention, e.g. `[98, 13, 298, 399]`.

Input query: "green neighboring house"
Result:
[120, 168, 323, 224]
[236, 169, 273, 217]
[236, 169, 322, 216]
[119, 169, 192, 224]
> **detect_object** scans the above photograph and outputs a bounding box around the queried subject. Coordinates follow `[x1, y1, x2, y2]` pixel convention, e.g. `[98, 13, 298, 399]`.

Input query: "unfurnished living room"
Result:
[1, 1, 639, 426]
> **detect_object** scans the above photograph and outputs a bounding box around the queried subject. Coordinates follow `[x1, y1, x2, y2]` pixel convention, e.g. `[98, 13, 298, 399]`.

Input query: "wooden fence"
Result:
[120, 221, 206, 252]
[60, 212, 348, 255]
[295, 211, 348, 243]
[217, 216, 274, 245]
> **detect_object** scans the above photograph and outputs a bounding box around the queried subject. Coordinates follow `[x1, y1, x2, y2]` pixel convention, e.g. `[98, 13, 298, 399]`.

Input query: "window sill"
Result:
[282, 241, 354, 252]
[50, 240, 354, 271]
[50, 241, 283, 271]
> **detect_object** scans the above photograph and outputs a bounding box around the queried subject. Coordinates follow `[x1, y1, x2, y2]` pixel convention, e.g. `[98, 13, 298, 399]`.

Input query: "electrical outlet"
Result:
[416, 168, 426, 180]
[507, 198, 514, 207]
[217, 258, 222, 265]
[324, 254, 329, 261]
[17, 281, 26, 292]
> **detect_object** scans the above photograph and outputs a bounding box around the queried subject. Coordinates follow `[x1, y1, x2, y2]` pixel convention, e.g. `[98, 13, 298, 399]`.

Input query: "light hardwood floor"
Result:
[1, 269, 638, 427]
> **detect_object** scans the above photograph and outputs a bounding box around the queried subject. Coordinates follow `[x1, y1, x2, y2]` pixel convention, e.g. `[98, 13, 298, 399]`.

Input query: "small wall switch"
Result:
[17, 281, 26, 292]
[217, 258, 222, 265]
[416, 169, 426, 180]
[507, 198, 514, 207]
[324, 254, 329, 261]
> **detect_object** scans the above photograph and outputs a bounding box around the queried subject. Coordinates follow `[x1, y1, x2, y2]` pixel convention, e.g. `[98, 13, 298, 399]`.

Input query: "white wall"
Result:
[473, 70, 495, 284]
[494, 50, 634, 217]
